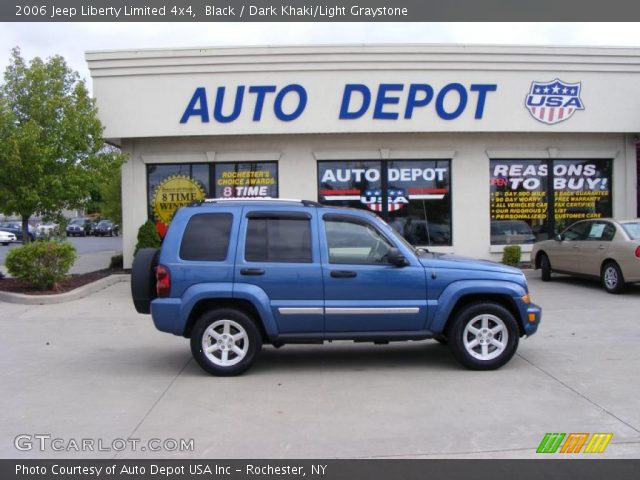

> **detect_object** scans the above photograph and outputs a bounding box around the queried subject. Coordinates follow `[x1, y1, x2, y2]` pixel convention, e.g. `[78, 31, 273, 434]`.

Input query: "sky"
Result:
[1, 22, 640, 88]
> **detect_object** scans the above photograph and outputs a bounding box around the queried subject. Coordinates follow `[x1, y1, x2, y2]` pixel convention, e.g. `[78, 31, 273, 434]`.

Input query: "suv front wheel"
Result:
[191, 309, 262, 376]
[448, 302, 519, 370]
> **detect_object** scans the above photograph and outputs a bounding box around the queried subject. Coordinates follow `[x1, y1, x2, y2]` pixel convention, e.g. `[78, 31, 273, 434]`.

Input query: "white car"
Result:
[36, 222, 59, 238]
[531, 218, 640, 293]
[0, 230, 17, 245]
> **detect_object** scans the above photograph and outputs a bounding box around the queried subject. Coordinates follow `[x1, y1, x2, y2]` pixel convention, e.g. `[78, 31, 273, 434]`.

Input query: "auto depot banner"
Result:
[88, 58, 640, 139]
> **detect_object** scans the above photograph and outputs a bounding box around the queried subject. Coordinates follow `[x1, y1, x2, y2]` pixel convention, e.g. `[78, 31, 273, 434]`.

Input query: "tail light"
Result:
[635, 246, 640, 258]
[156, 265, 170, 297]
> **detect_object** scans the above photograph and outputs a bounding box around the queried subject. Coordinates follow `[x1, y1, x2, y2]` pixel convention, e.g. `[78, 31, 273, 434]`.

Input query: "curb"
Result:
[0, 274, 130, 305]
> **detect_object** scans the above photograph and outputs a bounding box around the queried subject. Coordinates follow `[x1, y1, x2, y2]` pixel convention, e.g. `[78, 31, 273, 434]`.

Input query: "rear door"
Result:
[235, 207, 324, 334]
[578, 221, 616, 276]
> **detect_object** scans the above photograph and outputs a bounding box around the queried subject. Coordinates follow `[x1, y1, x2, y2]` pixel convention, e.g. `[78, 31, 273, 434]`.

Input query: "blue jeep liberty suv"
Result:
[131, 199, 541, 376]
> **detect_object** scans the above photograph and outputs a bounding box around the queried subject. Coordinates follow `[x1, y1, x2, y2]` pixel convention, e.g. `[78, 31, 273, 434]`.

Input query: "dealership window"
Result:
[147, 163, 210, 225]
[147, 161, 278, 236]
[317, 160, 452, 246]
[489, 159, 612, 245]
[214, 162, 278, 199]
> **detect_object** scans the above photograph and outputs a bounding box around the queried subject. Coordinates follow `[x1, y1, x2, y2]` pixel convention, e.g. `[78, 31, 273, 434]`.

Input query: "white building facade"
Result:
[86, 45, 640, 268]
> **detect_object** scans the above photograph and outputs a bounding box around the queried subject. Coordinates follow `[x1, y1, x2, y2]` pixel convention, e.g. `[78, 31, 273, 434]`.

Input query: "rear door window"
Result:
[245, 214, 312, 263]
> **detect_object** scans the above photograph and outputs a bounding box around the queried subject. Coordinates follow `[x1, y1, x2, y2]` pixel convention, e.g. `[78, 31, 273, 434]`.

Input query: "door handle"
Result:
[330, 270, 357, 278]
[572, 245, 579, 249]
[598, 245, 606, 250]
[240, 268, 265, 276]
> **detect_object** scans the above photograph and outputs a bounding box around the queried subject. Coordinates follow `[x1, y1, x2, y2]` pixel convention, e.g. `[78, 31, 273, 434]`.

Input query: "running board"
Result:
[273, 330, 435, 344]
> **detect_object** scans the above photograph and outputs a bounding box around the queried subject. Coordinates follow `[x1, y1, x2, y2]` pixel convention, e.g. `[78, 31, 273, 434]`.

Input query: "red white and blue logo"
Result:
[525, 79, 584, 125]
[361, 189, 408, 212]
[320, 187, 447, 212]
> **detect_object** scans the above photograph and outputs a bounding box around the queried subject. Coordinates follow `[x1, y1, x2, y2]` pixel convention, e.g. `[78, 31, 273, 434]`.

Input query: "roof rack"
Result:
[195, 198, 323, 207]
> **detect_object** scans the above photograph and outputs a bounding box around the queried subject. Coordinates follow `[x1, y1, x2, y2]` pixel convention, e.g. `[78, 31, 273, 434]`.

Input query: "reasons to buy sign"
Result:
[490, 160, 612, 224]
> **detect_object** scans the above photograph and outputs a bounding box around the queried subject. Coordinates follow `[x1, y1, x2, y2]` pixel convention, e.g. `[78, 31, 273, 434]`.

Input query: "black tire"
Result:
[540, 252, 552, 282]
[448, 302, 519, 370]
[190, 309, 262, 376]
[131, 248, 159, 314]
[601, 261, 625, 294]
[2, 242, 8, 246]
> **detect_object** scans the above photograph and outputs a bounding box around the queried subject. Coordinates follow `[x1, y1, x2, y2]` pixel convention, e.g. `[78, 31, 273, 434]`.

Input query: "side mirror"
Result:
[387, 247, 408, 267]
[554, 234, 563, 241]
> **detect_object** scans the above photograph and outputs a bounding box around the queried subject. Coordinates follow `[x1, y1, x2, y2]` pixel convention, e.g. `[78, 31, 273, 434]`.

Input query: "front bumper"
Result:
[522, 302, 542, 336]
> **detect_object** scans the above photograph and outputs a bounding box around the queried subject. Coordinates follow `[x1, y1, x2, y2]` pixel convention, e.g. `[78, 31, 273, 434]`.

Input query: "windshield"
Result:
[622, 222, 640, 240]
[382, 219, 427, 254]
[70, 219, 84, 225]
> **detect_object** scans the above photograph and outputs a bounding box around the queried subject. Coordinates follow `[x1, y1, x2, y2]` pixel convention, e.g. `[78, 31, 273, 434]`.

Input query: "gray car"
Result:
[531, 218, 640, 293]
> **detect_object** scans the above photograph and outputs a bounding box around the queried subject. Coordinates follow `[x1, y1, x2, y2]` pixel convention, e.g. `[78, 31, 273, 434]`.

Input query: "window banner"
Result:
[489, 159, 612, 244]
[151, 174, 207, 236]
[214, 163, 278, 198]
[319, 163, 449, 212]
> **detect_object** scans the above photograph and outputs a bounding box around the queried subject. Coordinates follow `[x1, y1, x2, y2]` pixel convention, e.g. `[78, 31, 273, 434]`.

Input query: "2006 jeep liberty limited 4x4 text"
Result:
[132, 199, 541, 376]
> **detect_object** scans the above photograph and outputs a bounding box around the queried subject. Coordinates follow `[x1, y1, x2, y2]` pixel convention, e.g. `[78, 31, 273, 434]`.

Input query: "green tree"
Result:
[97, 146, 123, 226]
[0, 47, 124, 241]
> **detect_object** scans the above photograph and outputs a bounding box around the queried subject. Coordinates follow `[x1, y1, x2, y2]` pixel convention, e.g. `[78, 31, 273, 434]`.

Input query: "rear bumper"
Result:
[150, 298, 185, 336]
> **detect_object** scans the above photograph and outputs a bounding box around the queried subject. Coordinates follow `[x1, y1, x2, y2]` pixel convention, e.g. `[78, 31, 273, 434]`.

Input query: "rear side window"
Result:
[180, 213, 233, 261]
[245, 216, 312, 263]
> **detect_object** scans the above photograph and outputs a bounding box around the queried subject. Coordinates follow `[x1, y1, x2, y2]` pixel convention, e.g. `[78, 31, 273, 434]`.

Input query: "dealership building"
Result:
[86, 45, 640, 268]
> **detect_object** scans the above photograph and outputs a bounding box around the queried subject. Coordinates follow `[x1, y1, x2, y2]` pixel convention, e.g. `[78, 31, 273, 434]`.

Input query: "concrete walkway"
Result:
[1, 274, 639, 459]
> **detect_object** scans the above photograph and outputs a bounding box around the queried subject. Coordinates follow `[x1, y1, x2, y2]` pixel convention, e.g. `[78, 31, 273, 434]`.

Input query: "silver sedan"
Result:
[531, 218, 640, 293]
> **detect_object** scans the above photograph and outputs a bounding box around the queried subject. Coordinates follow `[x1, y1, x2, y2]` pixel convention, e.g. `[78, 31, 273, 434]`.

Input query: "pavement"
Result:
[1, 272, 639, 459]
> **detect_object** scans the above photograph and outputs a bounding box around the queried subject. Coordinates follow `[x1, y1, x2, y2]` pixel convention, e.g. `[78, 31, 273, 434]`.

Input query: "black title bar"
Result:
[3, 459, 640, 480]
[3, 0, 640, 21]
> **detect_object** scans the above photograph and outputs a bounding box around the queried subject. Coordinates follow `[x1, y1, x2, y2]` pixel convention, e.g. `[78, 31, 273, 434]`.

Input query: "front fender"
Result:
[428, 279, 528, 333]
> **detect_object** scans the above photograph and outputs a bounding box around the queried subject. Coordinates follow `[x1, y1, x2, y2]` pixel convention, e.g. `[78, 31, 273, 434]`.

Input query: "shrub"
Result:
[134, 220, 161, 255]
[5, 240, 77, 290]
[109, 254, 123, 270]
[502, 245, 522, 267]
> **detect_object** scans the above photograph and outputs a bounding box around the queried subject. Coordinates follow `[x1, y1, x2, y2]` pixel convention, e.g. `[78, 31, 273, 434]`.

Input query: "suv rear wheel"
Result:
[448, 302, 519, 370]
[191, 309, 262, 376]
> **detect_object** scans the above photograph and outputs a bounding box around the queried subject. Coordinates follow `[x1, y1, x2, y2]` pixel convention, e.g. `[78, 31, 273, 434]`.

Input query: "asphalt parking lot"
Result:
[0, 235, 122, 266]
[1, 272, 639, 459]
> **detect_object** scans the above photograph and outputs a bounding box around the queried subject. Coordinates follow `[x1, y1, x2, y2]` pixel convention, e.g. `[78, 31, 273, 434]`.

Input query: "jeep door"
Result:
[235, 208, 324, 334]
[320, 213, 428, 333]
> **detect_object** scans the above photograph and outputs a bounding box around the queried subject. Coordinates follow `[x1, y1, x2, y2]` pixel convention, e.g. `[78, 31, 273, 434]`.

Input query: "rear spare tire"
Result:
[131, 248, 159, 314]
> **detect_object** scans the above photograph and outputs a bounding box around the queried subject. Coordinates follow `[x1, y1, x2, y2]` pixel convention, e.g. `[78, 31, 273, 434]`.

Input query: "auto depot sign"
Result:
[179, 82, 498, 124]
[88, 46, 640, 139]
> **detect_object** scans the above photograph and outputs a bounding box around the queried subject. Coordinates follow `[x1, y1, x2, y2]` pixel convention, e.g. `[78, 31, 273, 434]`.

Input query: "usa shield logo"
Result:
[525, 79, 584, 125]
[360, 189, 408, 212]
